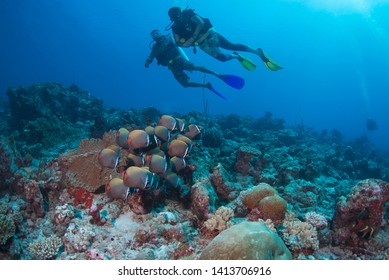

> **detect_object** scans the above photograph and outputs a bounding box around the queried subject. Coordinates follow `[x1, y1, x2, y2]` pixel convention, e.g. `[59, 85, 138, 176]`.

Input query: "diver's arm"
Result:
[191, 14, 204, 39]
[145, 50, 156, 68]
[182, 14, 204, 47]
[173, 32, 184, 47]
[145, 57, 153, 67]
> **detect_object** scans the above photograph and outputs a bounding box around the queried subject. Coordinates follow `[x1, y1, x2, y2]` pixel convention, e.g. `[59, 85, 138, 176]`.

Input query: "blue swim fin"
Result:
[219, 74, 245, 90]
[207, 84, 228, 100]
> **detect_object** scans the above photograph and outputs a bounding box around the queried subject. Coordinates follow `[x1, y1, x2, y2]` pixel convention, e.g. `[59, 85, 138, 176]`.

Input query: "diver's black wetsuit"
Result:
[148, 35, 217, 88]
[148, 35, 197, 86]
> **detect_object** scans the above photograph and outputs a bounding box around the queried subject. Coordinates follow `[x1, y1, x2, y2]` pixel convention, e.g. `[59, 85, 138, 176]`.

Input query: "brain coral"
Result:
[199, 221, 292, 260]
[257, 195, 287, 222]
[241, 183, 278, 210]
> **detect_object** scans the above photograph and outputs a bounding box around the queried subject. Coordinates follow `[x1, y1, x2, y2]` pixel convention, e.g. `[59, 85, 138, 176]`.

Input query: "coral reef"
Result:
[332, 179, 389, 246]
[0, 137, 16, 190]
[0, 214, 16, 245]
[281, 212, 319, 257]
[7, 83, 102, 157]
[7, 83, 102, 127]
[210, 163, 241, 201]
[190, 181, 216, 222]
[1, 82, 389, 260]
[235, 146, 261, 175]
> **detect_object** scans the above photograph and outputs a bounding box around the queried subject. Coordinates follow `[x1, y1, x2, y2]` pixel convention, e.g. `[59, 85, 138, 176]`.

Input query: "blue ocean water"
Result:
[1, 0, 388, 150]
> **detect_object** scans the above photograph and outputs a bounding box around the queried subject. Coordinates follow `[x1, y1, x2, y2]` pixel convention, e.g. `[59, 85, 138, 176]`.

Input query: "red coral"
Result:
[67, 188, 94, 209]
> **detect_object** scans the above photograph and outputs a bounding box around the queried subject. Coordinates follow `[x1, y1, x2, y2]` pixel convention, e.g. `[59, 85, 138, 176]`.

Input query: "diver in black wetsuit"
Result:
[145, 29, 219, 89]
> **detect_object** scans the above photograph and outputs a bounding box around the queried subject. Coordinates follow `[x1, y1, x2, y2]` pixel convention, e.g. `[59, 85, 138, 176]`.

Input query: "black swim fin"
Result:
[219, 74, 245, 90]
[257, 48, 283, 71]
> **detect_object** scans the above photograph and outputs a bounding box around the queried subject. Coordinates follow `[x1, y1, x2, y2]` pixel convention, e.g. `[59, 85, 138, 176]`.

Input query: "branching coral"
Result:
[28, 235, 63, 260]
[304, 211, 328, 230]
[54, 204, 75, 226]
[280, 212, 319, 256]
[203, 206, 234, 235]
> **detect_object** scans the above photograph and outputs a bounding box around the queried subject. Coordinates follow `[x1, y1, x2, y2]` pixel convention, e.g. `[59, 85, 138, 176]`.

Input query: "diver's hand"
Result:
[145, 57, 152, 68]
[183, 37, 196, 47]
[176, 38, 185, 47]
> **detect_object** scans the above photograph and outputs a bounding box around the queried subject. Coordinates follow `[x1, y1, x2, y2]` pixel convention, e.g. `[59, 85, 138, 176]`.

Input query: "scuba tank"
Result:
[178, 47, 189, 61]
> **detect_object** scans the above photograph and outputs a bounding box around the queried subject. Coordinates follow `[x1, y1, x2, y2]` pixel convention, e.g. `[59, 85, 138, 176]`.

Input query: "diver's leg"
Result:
[193, 65, 221, 78]
[199, 31, 235, 62]
[186, 81, 212, 88]
[216, 32, 259, 55]
[184, 60, 221, 78]
[173, 70, 210, 89]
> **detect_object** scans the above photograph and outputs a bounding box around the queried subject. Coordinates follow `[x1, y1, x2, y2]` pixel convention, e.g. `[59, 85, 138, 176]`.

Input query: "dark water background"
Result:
[1, 0, 388, 150]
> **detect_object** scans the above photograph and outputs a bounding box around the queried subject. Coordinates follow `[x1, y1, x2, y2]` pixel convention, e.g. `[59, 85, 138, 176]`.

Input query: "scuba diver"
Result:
[145, 29, 244, 100]
[366, 118, 378, 131]
[167, 7, 283, 72]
